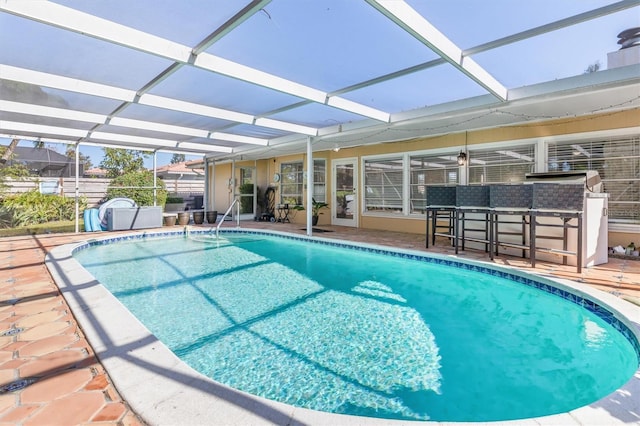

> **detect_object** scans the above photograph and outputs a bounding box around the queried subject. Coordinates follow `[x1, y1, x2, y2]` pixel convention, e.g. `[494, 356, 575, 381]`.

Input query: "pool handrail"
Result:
[216, 198, 239, 239]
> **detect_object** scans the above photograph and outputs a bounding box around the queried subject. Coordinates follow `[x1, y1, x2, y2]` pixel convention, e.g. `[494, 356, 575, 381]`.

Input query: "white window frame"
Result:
[280, 161, 303, 206]
[362, 154, 405, 215]
[355, 128, 639, 229]
[467, 140, 537, 185]
[542, 128, 640, 227]
[313, 158, 326, 203]
[409, 149, 461, 215]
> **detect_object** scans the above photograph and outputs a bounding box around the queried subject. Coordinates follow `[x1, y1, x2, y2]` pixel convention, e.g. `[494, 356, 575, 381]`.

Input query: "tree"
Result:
[65, 145, 92, 169]
[100, 148, 147, 178]
[584, 61, 601, 74]
[106, 170, 167, 207]
[0, 138, 20, 165]
[170, 153, 186, 164]
[1, 138, 47, 166]
[0, 144, 30, 196]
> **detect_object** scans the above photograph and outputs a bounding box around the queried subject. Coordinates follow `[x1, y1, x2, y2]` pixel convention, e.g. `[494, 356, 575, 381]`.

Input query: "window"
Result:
[279, 160, 324, 206]
[410, 153, 459, 214]
[240, 167, 253, 185]
[364, 157, 403, 214]
[468, 144, 535, 184]
[548, 137, 640, 223]
[280, 162, 303, 205]
[313, 159, 326, 203]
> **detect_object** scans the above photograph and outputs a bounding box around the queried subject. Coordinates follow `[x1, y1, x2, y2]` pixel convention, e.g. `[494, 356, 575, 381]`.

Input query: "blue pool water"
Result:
[74, 232, 639, 422]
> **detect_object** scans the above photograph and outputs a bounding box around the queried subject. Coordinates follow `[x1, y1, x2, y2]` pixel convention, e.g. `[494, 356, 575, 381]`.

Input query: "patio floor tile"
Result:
[18, 334, 79, 357]
[22, 392, 104, 426]
[20, 369, 93, 403]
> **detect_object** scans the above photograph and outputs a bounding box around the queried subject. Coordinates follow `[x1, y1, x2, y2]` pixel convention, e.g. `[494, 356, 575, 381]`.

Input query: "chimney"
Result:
[607, 27, 640, 69]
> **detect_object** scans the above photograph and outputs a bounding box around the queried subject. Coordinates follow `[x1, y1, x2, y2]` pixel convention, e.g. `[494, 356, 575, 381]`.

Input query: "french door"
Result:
[235, 166, 255, 220]
[332, 158, 358, 227]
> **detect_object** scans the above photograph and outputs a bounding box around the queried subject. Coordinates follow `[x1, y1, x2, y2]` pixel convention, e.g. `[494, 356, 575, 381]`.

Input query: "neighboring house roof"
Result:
[2, 146, 85, 177]
[8, 146, 71, 167]
[83, 167, 108, 178]
[185, 159, 204, 170]
[154, 161, 204, 179]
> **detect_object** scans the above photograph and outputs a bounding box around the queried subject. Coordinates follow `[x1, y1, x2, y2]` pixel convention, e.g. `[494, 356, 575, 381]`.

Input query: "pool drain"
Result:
[0, 327, 24, 337]
[0, 378, 37, 393]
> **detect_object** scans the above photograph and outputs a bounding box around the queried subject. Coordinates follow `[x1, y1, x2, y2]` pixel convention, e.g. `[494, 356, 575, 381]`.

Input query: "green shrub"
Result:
[0, 190, 86, 228]
[165, 196, 184, 204]
[0, 165, 30, 196]
[0, 205, 11, 228]
[0, 220, 80, 237]
[106, 170, 167, 206]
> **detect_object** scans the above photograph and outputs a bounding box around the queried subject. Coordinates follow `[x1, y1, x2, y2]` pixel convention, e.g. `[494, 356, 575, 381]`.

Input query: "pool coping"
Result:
[45, 228, 640, 425]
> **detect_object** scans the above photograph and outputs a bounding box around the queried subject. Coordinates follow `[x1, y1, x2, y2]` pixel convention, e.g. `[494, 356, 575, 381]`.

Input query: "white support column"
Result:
[203, 157, 209, 212]
[253, 160, 258, 219]
[153, 151, 157, 206]
[211, 160, 216, 211]
[74, 142, 79, 233]
[306, 136, 313, 236]
[535, 139, 546, 173]
[402, 152, 410, 215]
[231, 159, 236, 213]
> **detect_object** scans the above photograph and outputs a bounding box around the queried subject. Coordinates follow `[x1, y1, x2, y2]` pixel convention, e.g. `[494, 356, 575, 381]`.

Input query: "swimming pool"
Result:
[49, 229, 640, 425]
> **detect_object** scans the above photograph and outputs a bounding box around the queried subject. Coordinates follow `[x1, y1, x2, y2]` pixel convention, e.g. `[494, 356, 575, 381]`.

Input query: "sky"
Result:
[1, 0, 638, 166]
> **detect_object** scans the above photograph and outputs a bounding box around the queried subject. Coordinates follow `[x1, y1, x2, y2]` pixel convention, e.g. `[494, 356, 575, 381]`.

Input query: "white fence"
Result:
[3, 177, 205, 208]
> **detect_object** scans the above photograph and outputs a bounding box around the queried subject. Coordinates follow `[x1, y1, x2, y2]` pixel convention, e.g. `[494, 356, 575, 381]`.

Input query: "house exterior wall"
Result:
[210, 163, 232, 214]
[207, 109, 640, 244]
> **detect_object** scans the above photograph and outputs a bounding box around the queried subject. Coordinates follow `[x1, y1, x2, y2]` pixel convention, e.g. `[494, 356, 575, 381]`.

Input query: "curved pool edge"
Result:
[45, 228, 640, 426]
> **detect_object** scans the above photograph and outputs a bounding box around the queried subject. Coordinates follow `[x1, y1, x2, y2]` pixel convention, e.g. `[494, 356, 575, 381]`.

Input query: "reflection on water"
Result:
[583, 319, 607, 348]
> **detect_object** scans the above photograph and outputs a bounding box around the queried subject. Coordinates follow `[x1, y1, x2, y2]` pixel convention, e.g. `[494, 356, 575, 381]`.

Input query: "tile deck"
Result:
[0, 222, 639, 425]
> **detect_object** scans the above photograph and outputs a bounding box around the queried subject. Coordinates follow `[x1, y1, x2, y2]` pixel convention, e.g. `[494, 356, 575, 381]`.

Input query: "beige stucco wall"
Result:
[208, 109, 640, 244]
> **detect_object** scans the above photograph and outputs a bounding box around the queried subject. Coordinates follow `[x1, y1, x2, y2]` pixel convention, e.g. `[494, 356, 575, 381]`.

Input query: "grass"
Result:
[0, 220, 85, 237]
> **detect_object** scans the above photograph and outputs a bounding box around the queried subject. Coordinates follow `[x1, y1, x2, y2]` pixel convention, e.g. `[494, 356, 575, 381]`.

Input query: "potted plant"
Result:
[177, 211, 190, 226]
[192, 210, 204, 224]
[206, 210, 218, 224]
[163, 214, 177, 226]
[294, 198, 329, 226]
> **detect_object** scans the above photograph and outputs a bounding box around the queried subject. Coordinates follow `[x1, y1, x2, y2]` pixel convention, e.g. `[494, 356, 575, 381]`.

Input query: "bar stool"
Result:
[489, 184, 533, 260]
[455, 185, 490, 254]
[425, 186, 457, 248]
[530, 183, 585, 273]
